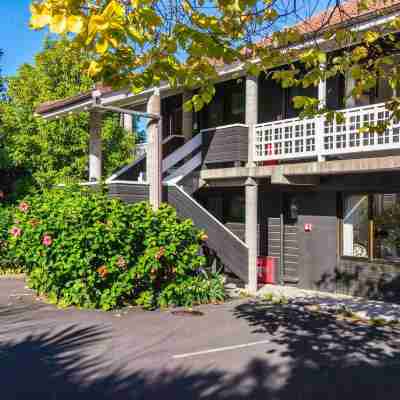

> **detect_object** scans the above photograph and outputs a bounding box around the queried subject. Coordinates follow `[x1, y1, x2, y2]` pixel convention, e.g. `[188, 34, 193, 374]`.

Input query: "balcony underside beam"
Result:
[200, 154, 400, 183]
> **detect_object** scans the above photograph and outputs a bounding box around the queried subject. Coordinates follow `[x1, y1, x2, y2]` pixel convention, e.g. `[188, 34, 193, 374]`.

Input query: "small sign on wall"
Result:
[304, 223, 313, 232]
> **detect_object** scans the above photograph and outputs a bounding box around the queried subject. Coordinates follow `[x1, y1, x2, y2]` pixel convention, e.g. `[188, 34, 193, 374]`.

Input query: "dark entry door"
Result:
[282, 194, 300, 284]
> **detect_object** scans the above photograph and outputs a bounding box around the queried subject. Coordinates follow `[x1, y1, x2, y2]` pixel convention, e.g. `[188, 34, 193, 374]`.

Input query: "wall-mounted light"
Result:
[289, 197, 299, 221]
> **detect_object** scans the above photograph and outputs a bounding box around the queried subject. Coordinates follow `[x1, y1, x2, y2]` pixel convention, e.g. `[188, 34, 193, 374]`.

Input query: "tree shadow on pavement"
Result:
[2, 299, 400, 399]
[234, 300, 400, 400]
[0, 302, 280, 400]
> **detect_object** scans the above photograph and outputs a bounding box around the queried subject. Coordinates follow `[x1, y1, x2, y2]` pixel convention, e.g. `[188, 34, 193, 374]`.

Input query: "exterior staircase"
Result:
[107, 132, 249, 283]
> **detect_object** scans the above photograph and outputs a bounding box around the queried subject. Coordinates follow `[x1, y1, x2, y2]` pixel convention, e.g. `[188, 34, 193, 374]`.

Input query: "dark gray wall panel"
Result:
[296, 192, 338, 291]
[202, 126, 248, 166]
[108, 183, 149, 203]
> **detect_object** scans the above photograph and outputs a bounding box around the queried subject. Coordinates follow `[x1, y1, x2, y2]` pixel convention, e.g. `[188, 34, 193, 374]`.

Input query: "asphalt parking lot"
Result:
[1, 278, 400, 400]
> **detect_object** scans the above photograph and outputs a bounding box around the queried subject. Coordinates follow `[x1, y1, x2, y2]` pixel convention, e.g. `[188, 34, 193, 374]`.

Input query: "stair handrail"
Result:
[162, 133, 202, 173]
[167, 183, 249, 248]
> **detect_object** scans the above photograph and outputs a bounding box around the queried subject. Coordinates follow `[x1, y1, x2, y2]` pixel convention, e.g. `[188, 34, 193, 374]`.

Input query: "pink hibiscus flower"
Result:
[42, 235, 53, 247]
[19, 202, 29, 213]
[11, 227, 22, 238]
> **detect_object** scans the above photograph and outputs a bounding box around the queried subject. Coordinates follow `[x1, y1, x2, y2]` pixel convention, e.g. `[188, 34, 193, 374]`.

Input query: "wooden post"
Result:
[245, 177, 258, 293]
[89, 110, 102, 182]
[146, 89, 162, 209]
[182, 91, 193, 142]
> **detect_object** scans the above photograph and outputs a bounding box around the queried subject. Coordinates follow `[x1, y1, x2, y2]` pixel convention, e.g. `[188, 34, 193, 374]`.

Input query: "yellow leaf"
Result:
[103, 0, 125, 18]
[183, 100, 193, 112]
[96, 38, 109, 54]
[67, 15, 85, 34]
[132, 85, 145, 94]
[364, 31, 380, 44]
[88, 61, 102, 77]
[30, 4, 51, 29]
[30, 13, 51, 29]
[108, 36, 119, 48]
[50, 15, 68, 34]
[128, 27, 145, 45]
[89, 15, 109, 33]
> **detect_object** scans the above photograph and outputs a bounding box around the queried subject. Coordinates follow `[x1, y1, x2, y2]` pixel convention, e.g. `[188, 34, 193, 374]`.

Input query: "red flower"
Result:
[10, 227, 22, 238]
[19, 202, 29, 213]
[155, 247, 165, 260]
[97, 265, 109, 278]
[42, 235, 53, 247]
[0, 191, 5, 200]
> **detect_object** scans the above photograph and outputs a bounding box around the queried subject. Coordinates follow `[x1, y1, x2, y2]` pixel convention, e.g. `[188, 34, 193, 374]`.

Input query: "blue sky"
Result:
[0, 0, 332, 78]
[0, 0, 46, 77]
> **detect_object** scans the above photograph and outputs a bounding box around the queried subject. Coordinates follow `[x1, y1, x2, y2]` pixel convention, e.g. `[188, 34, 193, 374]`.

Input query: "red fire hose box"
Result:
[257, 256, 278, 284]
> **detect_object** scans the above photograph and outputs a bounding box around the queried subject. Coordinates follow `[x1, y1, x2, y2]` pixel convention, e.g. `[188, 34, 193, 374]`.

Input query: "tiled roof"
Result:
[295, 0, 400, 34]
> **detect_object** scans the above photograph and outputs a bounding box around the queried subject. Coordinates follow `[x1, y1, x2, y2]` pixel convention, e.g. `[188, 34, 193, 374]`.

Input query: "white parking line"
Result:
[172, 340, 270, 359]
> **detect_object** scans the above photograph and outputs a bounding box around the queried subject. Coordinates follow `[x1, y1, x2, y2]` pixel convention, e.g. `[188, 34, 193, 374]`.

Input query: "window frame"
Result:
[340, 192, 400, 264]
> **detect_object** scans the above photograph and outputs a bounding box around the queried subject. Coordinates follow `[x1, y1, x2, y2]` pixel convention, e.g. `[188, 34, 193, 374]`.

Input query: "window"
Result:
[231, 90, 244, 116]
[373, 194, 400, 262]
[199, 79, 245, 129]
[343, 195, 369, 258]
[342, 193, 400, 262]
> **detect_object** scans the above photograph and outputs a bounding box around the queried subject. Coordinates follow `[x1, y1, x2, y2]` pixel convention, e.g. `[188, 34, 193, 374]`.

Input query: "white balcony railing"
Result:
[253, 102, 400, 162]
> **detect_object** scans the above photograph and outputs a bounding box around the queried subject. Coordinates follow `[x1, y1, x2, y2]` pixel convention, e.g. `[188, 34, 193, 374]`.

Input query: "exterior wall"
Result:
[336, 258, 400, 302]
[256, 172, 400, 299]
[295, 192, 337, 291]
[202, 125, 248, 167]
[258, 188, 337, 289]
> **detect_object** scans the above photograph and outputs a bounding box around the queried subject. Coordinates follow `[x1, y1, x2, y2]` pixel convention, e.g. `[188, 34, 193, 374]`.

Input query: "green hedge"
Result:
[7, 187, 224, 309]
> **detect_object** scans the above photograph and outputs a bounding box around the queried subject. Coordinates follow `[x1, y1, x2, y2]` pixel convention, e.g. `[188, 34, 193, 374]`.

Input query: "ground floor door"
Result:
[281, 193, 300, 284]
[266, 193, 300, 285]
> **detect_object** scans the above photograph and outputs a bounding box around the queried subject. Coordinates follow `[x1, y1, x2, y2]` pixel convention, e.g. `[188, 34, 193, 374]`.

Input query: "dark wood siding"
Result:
[202, 125, 248, 167]
[108, 183, 149, 203]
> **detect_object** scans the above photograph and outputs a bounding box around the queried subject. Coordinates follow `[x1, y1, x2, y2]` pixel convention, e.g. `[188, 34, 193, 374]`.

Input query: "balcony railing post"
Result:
[317, 62, 327, 162]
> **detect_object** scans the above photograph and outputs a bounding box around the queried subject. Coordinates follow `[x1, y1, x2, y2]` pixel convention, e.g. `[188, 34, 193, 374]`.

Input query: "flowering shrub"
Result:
[8, 187, 224, 310]
[0, 204, 21, 272]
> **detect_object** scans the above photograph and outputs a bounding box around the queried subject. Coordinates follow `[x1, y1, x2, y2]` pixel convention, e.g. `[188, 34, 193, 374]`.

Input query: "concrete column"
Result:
[89, 110, 102, 182]
[182, 91, 193, 142]
[146, 89, 162, 209]
[245, 177, 258, 293]
[317, 64, 327, 162]
[245, 75, 258, 167]
[123, 113, 133, 132]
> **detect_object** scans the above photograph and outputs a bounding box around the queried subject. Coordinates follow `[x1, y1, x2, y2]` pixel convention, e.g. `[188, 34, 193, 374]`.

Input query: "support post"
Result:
[122, 113, 133, 132]
[89, 110, 102, 182]
[182, 91, 193, 142]
[245, 75, 258, 167]
[245, 177, 258, 293]
[345, 71, 356, 108]
[317, 63, 327, 162]
[146, 90, 162, 209]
